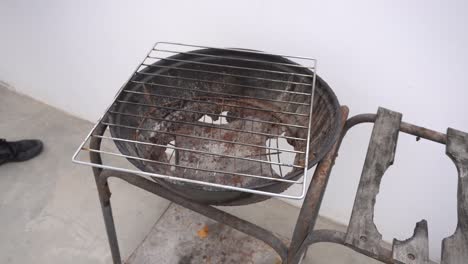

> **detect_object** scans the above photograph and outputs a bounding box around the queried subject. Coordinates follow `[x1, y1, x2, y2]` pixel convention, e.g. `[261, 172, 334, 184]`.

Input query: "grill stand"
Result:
[90, 106, 468, 264]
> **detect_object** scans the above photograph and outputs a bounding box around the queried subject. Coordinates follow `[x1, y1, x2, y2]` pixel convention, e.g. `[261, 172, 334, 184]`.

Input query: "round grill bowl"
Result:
[109, 48, 341, 205]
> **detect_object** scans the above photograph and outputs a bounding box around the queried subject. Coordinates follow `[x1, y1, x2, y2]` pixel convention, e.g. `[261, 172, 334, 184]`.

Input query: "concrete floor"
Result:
[0, 86, 381, 264]
[127, 202, 385, 264]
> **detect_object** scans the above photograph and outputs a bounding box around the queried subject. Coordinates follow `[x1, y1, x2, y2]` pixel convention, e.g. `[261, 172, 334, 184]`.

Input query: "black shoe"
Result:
[0, 139, 43, 165]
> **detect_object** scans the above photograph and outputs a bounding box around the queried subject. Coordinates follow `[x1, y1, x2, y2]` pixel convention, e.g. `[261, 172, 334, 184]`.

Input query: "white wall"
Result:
[1, 0, 467, 261]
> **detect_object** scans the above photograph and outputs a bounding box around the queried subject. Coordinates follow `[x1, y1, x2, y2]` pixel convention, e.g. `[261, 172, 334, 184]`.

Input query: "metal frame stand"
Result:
[89, 106, 468, 264]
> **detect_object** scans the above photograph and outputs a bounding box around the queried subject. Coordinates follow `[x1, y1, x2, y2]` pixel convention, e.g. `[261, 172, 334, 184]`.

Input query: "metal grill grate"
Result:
[72, 42, 318, 199]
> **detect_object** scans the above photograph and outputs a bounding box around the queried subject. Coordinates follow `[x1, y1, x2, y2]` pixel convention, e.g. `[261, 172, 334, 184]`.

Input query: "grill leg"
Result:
[89, 123, 122, 264]
[288, 106, 348, 264]
[95, 175, 122, 264]
[287, 146, 339, 264]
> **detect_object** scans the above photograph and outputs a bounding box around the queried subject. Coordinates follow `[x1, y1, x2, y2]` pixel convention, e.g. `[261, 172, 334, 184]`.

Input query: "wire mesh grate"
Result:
[72, 42, 318, 199]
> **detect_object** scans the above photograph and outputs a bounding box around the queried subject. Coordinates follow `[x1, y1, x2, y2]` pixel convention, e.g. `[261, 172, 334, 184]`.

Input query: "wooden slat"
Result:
[392, 220, 430, 264]
[441, 128, 468, 264]
[345, 107, 402, 256]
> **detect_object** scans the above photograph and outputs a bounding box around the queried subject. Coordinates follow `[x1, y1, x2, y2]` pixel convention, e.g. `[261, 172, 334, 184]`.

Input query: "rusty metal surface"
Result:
[392, 220, 430, 264]
[344, 113, 447, 144]
[400, 122, 447, 145]
[345, 107, 402, 256]
[301, 110, 465, 264]
[134, 99, 300, 187]
[287, 106, 349, 262]
[90, 123, 122, 264]
[441, 128, 468, 264]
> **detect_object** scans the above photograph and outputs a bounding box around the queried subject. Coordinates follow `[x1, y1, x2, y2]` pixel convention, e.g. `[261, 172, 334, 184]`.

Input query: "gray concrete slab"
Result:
[127, 203, 285, 264]
[128, 201, 383, 264]
[0, 86, 383, 264]
[0, 86, 171, 264]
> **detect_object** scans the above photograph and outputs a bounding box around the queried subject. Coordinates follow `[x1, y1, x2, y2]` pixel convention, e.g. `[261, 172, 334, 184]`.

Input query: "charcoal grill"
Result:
[72, 42, 468, 264]
[74, 42, 341, 204]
